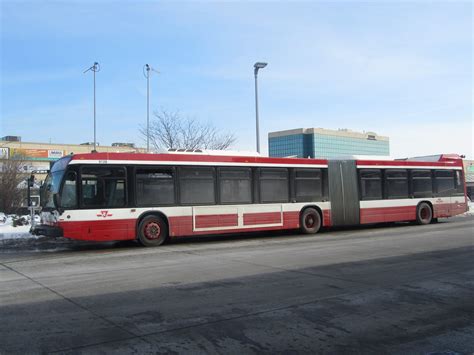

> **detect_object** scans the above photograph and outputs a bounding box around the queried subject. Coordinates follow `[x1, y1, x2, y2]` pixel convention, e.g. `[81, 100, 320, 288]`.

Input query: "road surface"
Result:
[1, 217, 473, 353]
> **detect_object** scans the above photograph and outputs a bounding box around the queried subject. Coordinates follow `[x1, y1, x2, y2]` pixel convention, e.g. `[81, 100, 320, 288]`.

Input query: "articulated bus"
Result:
[32, 151, 468, 246]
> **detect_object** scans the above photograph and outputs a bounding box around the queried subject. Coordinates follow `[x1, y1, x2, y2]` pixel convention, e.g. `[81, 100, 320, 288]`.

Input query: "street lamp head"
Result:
[83, 61, 100, 73]
[254, 62, 267, 69]
[254, 62, 267, 76]
[144, 64, 160, 77]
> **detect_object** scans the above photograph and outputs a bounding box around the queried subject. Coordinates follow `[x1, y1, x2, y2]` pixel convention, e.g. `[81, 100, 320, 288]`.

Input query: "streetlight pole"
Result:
[84, 62, 100, 152]
[143, 64, 159, 153]
[254, 62, 267, 154]
[145, 64, 150, 152]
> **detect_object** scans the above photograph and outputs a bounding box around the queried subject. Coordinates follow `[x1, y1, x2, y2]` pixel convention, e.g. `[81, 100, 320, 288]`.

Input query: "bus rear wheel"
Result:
[138, 215, 168, 247]
[300, 208, 321, 234]
[416, 203, 433, 225]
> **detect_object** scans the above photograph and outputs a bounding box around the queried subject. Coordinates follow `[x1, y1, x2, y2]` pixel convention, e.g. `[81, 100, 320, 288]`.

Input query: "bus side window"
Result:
[179, 167, 215, 205]
[434, 170, 455, 197]
[359, 169, 382, 200]
[294, 168, 322, 202]
[385, 169, 408, 199]
[455, 170, 465, 195]
[411, 170, 433, 197]
[61, 171, 77, 208]
[136, 168, 175, 206]
[259, 168, 289, 203]
[219, 168, 252, 204]
[81, 167, 126, 208]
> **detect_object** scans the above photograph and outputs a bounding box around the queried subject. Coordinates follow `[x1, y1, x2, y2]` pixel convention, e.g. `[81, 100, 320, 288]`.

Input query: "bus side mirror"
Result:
[29, 175, 35, 187]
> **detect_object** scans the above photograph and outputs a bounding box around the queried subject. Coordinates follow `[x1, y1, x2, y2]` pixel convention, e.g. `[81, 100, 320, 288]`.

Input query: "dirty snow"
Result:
[0, 220, 38, 241]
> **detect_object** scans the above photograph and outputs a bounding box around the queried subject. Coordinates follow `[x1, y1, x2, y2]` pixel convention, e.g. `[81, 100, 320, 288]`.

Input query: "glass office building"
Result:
[268, 128, 390, 159]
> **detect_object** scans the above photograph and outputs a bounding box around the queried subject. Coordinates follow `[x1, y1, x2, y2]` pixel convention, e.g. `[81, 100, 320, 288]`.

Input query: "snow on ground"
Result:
[0, 223, 37, 241]
[464, 201, 474, 216]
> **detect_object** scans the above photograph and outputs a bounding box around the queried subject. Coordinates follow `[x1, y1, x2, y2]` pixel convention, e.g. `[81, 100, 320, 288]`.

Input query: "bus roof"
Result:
[69, 152, 329, 166]
[67, 152, 463, 168]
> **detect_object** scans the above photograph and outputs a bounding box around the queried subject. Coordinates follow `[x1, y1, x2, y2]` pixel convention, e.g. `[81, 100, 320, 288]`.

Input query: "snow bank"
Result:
[0, 224, 38, 241]
[465, 201, 474, 216]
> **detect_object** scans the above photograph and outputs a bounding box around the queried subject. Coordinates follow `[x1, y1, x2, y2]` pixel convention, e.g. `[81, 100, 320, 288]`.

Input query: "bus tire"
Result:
[137, 215, 168, 247]
[300, 208, 321, 234]
[416, 202, 433, 225]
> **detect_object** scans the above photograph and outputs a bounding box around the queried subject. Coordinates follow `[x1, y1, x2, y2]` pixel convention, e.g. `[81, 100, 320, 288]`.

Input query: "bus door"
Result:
[328, 160, 360, 226]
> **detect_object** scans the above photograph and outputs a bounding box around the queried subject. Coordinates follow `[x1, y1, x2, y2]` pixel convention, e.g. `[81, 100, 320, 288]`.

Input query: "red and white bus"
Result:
[32, 151, 468, 246]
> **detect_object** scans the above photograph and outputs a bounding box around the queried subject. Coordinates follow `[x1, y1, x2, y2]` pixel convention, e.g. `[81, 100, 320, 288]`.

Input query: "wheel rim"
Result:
[144, 222, 161, 240]
[305, 214, 316, 228]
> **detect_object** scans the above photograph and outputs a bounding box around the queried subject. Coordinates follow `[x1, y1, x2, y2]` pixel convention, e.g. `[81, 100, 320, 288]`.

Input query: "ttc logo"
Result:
[97, 210, 113, 218]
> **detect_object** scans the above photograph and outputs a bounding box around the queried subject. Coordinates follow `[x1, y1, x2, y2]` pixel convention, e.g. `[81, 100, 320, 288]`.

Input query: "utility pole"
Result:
[143, 64, 159, 153]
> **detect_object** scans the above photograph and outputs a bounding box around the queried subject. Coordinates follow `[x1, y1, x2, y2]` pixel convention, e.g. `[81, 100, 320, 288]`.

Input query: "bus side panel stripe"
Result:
[283, 211, 300, 229]
[195, 214, 238, 229]
[169, 216, 193, 237]
[243, 212, 281, 226]
[323, 210, 332, 227]
[360, 206, 416, 224]
[168, 211, 300, 237]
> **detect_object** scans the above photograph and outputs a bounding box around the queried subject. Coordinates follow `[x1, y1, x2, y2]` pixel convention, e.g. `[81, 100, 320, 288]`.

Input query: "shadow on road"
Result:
[0, 216, 467, 254]
[1, 246, 473, 353]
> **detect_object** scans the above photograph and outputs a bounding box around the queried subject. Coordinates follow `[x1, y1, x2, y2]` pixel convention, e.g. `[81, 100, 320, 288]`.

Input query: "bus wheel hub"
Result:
[145, 222, 161, 239]
[305, 216, 314, 228]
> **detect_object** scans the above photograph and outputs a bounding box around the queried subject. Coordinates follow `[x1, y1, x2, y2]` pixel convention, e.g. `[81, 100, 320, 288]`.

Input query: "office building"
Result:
[268, 128, 390, 159]
[0, 136, 145, 179]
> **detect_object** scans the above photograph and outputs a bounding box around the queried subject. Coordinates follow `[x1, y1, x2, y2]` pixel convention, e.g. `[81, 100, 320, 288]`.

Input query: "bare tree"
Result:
[0, 155, 28, 214]
[140, 109, 236, 151]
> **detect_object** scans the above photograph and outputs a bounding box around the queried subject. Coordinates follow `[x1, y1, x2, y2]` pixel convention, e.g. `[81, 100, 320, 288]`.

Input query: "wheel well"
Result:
[135, 211, 170, 239]
[300, 205, 323, 221]
[417, 200, 433, 212]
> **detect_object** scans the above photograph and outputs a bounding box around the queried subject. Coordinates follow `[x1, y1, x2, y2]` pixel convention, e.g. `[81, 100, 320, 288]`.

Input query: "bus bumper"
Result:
[30, 224, 63, 238]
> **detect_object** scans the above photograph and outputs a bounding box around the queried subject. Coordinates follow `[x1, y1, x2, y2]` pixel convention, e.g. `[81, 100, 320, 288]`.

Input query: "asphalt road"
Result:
[1, 216, 473, 354]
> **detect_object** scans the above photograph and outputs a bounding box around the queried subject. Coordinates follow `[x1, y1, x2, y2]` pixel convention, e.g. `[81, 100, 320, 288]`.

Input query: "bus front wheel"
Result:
[300, 208, 321, 234]
[416, 203, 433, 225]
[138, 215, 168, 247]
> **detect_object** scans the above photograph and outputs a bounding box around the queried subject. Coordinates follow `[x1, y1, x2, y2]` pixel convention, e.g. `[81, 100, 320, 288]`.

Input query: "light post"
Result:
[254, 62, 267, 154]
[83, 62, 100, 152]
[143, 64, 159, 153]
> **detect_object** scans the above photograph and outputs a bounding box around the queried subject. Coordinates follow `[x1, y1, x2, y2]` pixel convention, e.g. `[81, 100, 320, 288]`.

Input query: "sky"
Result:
[1, 0, 472, 158]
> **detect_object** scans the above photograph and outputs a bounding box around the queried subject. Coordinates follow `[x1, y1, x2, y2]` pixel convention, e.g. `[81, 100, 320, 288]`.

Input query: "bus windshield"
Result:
[40, 156, 71, 209]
